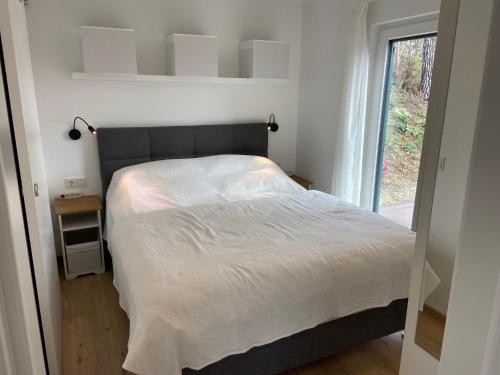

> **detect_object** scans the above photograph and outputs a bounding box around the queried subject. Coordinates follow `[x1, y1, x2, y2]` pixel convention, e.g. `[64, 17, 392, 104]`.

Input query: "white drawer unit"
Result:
[66, 241, 101, 276]
[55, 196, 105, 279]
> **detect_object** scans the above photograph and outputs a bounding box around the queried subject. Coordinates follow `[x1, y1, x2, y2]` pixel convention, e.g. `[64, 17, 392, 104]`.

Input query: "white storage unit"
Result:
[55, 196, 105, 280]
[80, 26, 138, 74]
[166, 34, 218, 77]
[239, 40, 289, 79]
[65, 241, 101, 276]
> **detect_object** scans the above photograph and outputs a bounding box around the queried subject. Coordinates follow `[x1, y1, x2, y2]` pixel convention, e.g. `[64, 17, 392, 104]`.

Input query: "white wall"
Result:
[295, 0, 348, 192]
[367, 0, 441, 27]
[25, 0, 303, 249]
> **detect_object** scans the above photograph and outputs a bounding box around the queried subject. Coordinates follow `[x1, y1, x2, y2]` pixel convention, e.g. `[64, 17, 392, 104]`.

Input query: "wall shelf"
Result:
[71, 72, 288, 85]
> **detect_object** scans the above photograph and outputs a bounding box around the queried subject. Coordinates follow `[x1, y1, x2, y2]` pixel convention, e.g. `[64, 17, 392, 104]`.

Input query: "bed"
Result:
[97, 124, 412, 375]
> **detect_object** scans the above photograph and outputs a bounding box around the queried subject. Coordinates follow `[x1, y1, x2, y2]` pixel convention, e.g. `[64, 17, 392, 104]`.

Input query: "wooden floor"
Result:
[61, 271, 130, 375]
[61, 271, 404, 375]
[415, 308, 445, 360]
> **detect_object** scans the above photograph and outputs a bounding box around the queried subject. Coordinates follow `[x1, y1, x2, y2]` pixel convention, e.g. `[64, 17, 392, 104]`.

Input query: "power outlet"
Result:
[64, 177, 86, 189]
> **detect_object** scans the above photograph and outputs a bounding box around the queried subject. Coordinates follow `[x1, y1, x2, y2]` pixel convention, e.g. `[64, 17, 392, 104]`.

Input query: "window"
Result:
[372, 33, 437, 228]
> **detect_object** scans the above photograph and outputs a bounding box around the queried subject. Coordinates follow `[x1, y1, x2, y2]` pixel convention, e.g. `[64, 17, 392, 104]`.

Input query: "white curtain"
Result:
[332, 0, 369, 207]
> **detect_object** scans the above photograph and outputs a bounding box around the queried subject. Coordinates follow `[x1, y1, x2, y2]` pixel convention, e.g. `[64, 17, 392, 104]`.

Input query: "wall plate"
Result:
[64, 177, 86, 189]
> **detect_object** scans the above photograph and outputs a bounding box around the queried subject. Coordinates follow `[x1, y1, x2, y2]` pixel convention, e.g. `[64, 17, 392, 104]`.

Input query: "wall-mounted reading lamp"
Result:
[267, 114, 279, 132]
[69, 116, 96, 140]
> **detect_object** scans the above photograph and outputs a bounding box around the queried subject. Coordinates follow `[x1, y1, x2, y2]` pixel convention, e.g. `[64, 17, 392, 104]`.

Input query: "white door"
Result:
[0, 0, 61, 374]
[439, 0, 500, 372]
[0, 285, 16, 375]
[0, 26, 46, 375]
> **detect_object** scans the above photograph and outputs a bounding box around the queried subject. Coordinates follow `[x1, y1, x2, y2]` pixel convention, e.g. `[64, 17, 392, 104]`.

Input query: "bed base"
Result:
[96, 126, 407, 375]
[183, 298, 407, 375]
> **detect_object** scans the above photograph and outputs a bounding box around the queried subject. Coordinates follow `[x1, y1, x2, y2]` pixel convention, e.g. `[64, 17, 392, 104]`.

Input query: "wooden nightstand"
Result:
[290, 175, 313, 190]
[55, 195, 105, 280]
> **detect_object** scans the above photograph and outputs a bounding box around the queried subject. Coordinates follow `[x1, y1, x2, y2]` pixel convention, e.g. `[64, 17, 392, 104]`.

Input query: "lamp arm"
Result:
[73, 116, 91, 130]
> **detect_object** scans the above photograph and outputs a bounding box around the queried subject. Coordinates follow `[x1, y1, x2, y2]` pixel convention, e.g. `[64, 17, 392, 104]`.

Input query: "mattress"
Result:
[105, 155, 418, 375]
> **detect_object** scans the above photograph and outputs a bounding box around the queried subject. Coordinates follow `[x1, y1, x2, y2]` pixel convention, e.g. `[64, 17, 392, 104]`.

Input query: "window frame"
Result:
[372, 32, 438, 214]
[362, 15, 439, 215]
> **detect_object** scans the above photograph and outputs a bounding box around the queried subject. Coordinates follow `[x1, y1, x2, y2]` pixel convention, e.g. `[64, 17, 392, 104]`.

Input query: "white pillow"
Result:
[105, 155, 304, 237]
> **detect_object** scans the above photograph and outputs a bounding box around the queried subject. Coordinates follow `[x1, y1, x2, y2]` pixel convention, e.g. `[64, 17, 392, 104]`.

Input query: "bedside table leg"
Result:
[58, 215, 69, 276]
[98, 210, 105, 272]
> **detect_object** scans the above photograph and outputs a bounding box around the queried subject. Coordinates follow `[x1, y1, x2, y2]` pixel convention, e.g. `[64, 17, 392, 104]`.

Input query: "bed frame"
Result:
[96, 123, 408, 375]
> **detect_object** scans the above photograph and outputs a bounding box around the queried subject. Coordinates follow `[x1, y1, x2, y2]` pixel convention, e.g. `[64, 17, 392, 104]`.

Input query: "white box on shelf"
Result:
[80, 26, 138, 74]
[239, 40, 289, 79]
[166, 34, 218, 77]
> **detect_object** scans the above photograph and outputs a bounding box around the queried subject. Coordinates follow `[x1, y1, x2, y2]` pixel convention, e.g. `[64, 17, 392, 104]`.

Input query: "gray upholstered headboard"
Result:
[97, 123, 269, 198]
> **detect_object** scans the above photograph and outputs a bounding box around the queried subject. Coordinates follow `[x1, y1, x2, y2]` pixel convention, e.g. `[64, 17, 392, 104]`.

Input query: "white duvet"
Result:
[106, 155, 416, 375]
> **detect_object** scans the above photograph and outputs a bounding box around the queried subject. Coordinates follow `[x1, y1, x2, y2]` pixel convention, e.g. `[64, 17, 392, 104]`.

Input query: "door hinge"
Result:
[438, 157, 446, 171]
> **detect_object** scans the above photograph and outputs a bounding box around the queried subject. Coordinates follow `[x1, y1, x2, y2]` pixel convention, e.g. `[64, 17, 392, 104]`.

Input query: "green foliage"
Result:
[416, 109, 427, 119]
[388, 90, 426, 155]
[379, 37, 436, 207]
[381, 89, 428, 206]
[400, 54, 422, 94]
[393, 107, 410, 133]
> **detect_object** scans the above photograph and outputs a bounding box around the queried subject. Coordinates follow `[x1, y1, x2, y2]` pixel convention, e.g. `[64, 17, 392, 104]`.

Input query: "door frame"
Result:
[0, 32, 46, 375]
[0, 0, 61, 373]
[0, 284, 16, 375]
[372, 32, 438, 214]
[439, 0, 500, 371]
[482, 273, 500, 375]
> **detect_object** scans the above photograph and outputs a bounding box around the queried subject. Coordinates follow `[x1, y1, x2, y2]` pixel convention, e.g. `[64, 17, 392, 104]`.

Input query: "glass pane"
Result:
[377, 35, 437, 228]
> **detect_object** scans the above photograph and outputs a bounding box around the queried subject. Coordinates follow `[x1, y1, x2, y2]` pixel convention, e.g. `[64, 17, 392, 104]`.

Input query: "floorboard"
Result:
[61, 270, 404, 375]
[415, 310, 445, 360]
